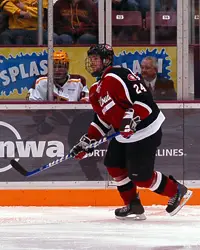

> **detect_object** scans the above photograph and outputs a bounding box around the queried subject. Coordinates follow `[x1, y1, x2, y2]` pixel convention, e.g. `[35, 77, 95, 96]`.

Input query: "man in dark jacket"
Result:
[140, 56, 177, 100]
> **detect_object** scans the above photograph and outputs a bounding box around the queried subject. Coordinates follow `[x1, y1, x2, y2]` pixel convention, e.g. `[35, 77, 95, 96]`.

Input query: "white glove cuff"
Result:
[123, 109, 134, 119]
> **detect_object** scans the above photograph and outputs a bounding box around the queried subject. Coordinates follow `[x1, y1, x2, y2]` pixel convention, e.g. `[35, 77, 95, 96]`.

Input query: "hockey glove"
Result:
[119, 109, 140, 139]
[70, 134, 96, 160]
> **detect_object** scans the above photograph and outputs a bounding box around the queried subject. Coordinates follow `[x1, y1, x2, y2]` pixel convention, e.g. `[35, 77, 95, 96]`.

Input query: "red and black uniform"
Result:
[87, 66, 177, 205]
[88, 66, 164, 140]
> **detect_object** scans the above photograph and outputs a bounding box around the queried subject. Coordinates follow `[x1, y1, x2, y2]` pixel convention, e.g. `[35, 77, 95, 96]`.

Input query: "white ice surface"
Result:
[0, 206, 200, 250]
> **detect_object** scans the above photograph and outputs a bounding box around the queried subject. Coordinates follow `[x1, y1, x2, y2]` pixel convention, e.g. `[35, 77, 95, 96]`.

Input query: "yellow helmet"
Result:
[53, 51, 69, 64]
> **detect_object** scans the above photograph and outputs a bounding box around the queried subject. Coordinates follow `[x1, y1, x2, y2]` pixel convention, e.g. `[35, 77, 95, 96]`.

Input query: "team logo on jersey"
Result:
[98, 92, 112, 107]
[127, 74, 137, 81]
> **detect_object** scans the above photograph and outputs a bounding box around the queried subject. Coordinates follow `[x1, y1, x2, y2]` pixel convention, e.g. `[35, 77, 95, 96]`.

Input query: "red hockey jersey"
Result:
[88, 66, 165, 143]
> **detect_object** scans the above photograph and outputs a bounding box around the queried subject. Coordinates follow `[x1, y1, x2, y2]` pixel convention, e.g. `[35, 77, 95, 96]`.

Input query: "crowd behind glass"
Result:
[0, 0, 199, 100]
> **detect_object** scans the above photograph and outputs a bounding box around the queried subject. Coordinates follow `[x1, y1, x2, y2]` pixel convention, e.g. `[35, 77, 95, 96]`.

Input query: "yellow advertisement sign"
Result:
[0, 46, 176, 99]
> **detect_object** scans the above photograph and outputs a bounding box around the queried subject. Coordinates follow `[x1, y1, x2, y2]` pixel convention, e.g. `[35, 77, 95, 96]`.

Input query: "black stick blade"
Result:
[10, 160, 28, 176]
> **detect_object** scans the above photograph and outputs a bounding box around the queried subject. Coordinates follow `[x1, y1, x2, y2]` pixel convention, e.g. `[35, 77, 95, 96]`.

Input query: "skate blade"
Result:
[115, 213, 146, 221]
[169, 190, 193, 216]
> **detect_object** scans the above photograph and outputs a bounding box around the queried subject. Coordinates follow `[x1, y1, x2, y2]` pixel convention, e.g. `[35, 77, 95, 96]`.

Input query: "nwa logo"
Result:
[98, 92, 112, 107]
[0, 121, 64, 172]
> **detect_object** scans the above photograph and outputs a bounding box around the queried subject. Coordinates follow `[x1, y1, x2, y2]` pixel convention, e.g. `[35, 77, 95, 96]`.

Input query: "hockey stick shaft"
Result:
[10, 131, 120, 177]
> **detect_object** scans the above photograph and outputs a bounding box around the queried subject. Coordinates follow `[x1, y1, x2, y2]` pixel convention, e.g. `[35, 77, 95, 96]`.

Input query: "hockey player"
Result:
[70, 44, 192, 220]
[27, 50, 89, 102]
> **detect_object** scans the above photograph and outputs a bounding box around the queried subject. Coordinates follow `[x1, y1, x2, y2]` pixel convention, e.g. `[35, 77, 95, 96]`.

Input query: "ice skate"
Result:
[115, 193, 146, 220]
[166, 175, 193, 216]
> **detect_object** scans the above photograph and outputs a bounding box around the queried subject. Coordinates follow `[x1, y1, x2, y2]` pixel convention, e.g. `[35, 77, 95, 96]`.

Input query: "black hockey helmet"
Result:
[85, 44, 114, 77]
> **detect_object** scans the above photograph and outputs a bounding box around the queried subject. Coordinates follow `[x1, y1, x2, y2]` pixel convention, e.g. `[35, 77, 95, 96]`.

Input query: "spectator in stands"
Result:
[27, 50, 89, 102]
[126, 0, 139, 9]
[53, 0, 98, 45]
[139, 0, 176, 14]
[140, 56, 177, 100]
[0, 11, 8, 34]
[112, 0, 141, 44]
[112, 0, 139, 10]
[0, 0, 58, 45]
[158, 0, 177, 11]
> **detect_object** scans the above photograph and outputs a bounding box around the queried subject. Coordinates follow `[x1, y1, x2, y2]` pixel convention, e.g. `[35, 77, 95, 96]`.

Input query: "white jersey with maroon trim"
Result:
[28, 74, 88, 101]
[88, 66, 165, 143]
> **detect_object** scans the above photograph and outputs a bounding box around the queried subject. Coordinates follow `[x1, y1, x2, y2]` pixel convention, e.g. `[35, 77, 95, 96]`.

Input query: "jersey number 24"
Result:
[133, 83, 147, 94]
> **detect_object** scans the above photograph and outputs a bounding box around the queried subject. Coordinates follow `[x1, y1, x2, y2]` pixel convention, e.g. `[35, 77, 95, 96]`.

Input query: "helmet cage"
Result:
[85, 44, 114, 77]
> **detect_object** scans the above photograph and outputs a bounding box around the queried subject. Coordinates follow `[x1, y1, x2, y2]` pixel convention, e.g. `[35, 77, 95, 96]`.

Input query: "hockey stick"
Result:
[10, 131, 120, 177]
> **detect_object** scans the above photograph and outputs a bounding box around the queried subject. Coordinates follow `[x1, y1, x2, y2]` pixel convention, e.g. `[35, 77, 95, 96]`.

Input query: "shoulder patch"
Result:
[127, 74, 137, 81]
